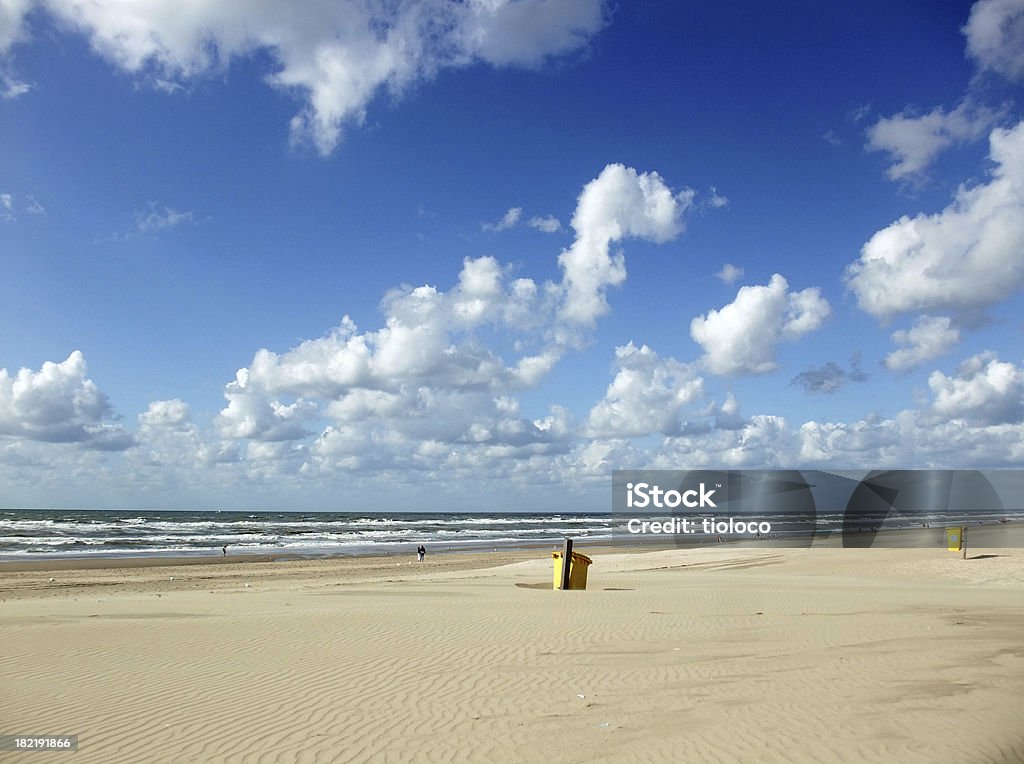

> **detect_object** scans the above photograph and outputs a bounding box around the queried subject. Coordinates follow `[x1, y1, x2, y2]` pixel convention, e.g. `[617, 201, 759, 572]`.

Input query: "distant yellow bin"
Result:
[946, 526, 963, 552]
[552, 551, 592, 590]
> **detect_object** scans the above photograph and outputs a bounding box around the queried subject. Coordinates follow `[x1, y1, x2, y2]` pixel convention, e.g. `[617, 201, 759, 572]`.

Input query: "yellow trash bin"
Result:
[552, 551, 592, 590]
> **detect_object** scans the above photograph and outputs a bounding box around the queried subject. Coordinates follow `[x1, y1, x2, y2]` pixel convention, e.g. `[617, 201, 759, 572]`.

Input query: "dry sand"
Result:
[2, 532, 1023, 763]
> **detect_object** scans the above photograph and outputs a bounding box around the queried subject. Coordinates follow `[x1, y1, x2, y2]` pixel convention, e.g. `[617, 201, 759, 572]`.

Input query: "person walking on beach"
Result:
[222, 544, 228, 557]
[417, 545, 425, 562]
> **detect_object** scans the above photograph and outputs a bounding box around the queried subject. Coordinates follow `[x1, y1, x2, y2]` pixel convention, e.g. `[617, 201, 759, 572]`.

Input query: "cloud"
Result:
[704, 187, 729, 210]
[800, 353, 1024, 464]
[0, 68, 29, 97]
[139, 399, 192, 431]
[654, 414, 797, 469]
[451, 0, 607, 68]
[11, 351, 1024, 502]
[213, 256, 552, 448]
[216, 372, 316, 442]
[791, 362, 847, 394]
[558, 163, 694, 326]
[822, 129, 842, 147]
[647, 358, 1024, 467]
[483, 206, 522, 231]
[848, 352, 870, 382]
[865, 0, 1022, 180]
[527, 214, 562, 233]
[796, 352, 1024, 466]
[0, 351, 134, 450]
[134, 203, 194, 234]
[792, 354, 870, 394]
[0, 163, 738, 493]
[715, 262, 743, 284]
[0, 0, 31, 96]
[583, 343, 704, 438]
[927, 351, 1024, 425]
[0, 191, 42, 221]
[6, 0, 606, 156]
[850, 103, 873, 124]
[709, 392, 744, 430]
[884, 315, 960, 371]
[847, 121, 1024, 321]
[102, 202, 196, 241]
[484, 207, 562, 233]
[798, 417, 904, 464]
[964, 0, 1024, 82]
[675, 350, 1024, 467]
[210, 161, 697, 470]
[224, 162, 691, 427]
[690, 274, 830, 376]
[0, 0, 31, 53]
[799, 411, 1024, 467]
[866, 100, 1001, 182]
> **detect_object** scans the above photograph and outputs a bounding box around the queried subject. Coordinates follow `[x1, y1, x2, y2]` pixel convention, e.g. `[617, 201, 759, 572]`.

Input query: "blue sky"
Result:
[2, 0, 1024, 511]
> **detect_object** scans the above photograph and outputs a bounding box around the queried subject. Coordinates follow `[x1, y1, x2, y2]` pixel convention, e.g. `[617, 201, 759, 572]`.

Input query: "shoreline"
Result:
[4, 525, 1023, 605]
[2, 519, 1021, 574]
[0, 538, 618, 574]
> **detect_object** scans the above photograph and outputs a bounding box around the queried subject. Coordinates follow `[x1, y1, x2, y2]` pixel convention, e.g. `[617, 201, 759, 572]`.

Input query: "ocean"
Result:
[2, 505, 1021, 561]
[0, 509, 617, 560]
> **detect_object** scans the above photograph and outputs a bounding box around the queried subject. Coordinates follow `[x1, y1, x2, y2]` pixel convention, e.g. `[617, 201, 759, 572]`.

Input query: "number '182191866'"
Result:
[0, 735, 78, 751]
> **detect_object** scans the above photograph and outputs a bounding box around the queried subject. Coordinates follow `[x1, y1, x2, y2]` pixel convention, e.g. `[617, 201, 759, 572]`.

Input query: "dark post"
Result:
[560, 537, 573, 590]
[961, 524, 968, 560]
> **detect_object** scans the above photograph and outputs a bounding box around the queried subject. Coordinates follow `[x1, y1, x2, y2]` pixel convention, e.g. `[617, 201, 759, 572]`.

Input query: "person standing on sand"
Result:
[417, 545, 425, 561]
[222, 545, 228, 556]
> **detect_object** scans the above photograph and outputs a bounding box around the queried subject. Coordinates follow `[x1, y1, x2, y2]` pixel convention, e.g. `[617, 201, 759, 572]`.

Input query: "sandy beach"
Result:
[3, 529, 1024, 763]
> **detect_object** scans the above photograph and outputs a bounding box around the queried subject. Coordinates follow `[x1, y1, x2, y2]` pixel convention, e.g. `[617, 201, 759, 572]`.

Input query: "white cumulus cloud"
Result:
[5, 0, 606, 155]
[1, 162, 708, 486]
[927, 352, 1024, 425]
[690, 274, 830, 376]
[216, 371, 317, 442]
[653, 414, 797, 469]
[139, 399, 192, 430]
[848, 120, 1024, 321]
[798, 417, 903, 464]
[964, 0, 1024, 82]
[451, 0, 607, 68]
[884, 315, 960, 371]
[0, 351, 134, 449]
[583, 343, 704, 438]
[211, 162, 699, 469]
[866, 100, 1001, 182]
[865, 0, 1022, 180]
[213, 254, 556, 449]
[558, 163, 694, 326]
